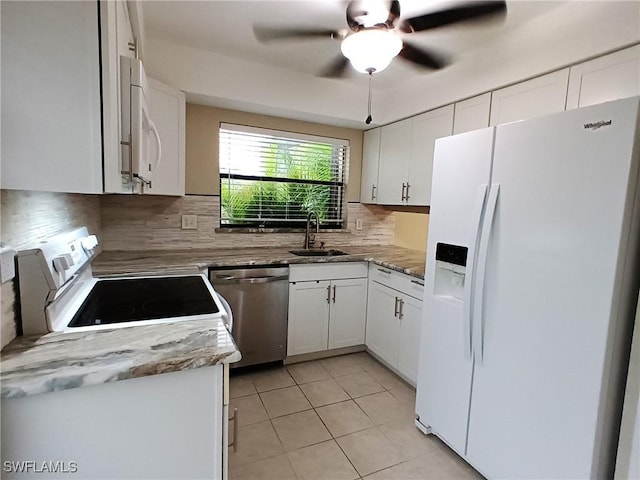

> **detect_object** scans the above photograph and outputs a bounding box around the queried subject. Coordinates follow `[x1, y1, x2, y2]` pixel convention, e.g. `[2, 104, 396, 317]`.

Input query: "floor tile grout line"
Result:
[228, 354, 417, 479]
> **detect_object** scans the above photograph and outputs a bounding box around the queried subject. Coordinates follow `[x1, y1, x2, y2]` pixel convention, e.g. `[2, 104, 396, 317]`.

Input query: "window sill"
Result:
[215, 227, 352, 234]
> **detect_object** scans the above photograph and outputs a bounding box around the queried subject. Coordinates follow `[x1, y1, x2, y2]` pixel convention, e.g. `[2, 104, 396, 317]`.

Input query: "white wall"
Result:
[144, 37, 388, 129]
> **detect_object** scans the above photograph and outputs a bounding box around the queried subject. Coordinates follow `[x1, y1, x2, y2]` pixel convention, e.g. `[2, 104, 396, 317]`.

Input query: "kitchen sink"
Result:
[288, 249, 348, 257]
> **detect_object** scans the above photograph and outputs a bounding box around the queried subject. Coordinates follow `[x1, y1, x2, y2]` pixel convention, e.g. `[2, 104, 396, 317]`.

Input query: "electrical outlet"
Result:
[355, 218, 363, 231]
[181, 215, 198, 230]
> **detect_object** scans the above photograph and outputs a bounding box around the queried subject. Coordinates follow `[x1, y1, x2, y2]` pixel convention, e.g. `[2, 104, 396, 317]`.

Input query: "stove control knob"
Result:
[81, 235, 98, 251]
[53, 254, 74, 273]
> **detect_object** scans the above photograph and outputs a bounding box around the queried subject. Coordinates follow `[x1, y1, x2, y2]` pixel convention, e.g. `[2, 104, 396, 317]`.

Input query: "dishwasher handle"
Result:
[212, 274, 289, 285]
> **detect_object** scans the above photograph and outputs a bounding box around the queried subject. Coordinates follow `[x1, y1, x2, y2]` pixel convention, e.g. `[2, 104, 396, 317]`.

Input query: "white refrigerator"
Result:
[415, 96, 640, 479]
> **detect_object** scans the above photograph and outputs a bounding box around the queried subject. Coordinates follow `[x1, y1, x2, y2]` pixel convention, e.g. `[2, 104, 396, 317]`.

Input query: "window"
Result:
[219, 123, 349, 229]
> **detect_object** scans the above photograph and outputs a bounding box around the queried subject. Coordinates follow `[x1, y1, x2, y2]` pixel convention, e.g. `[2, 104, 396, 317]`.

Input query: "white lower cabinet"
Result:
[287, 263, 368, 357]
[396, 294, 423, 384]
[328, 278, 368, 349]
[2, 366, 226, 479]
[288, 280, 331, 356]
[365, 265, 424, 385]
[365, 281, 401, 366]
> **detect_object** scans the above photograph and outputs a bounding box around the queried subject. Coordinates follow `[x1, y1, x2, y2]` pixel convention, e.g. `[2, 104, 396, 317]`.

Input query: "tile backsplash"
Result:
[0, 191, 395, 349]
[100, 195, 395, 251]
[0, 190, 101, 348]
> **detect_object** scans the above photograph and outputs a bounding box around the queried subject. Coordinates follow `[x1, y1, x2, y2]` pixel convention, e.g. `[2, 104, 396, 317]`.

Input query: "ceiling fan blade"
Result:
[398, 41, 449, 70]
[399, 1, 507, 33]
[346, 1, 365, 31]
[384, 0, 401, 28]
[319, 55, 351, 78]
[254, 26, 343, 43]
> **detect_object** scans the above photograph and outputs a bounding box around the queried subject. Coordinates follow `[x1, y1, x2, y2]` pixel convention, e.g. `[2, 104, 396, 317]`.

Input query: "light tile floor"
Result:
[229, 352, 482, 480]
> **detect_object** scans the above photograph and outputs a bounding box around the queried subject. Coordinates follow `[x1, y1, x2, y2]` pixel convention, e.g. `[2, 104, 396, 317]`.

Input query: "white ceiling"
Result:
[142, 0, 564, 89]
[140, 1, 640, 127]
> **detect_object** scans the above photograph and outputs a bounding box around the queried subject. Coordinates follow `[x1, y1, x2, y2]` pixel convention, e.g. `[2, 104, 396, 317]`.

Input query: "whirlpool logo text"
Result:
[584, 120, 612, 130]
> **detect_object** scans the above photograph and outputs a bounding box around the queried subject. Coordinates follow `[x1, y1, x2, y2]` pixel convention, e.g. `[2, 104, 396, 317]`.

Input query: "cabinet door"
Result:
[1, 1, 103, 193]
[408, 105, 454, 206]
[377, 119, 411, 205]
[102, 1, 135, 194]
[328, 278, 367, 349]
[147, 78, 186, 196]
[287, 281, 330, 356]
[453, 93, 492, 134]
[365, 281, 400, 366]
[360, 128, 381, 204]
[489, 69, 570, 126]
[397, 294, 423, 386]
[566, 45, 640, 110]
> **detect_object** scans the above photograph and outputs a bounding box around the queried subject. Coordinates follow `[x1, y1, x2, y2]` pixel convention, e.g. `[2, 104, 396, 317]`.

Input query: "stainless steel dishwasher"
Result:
[209, 266, 289, 368]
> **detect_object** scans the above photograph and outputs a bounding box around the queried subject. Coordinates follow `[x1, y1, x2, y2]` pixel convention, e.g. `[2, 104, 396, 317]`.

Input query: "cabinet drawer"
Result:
[369, 263, 425, 300]
[289, 262, 368, 282]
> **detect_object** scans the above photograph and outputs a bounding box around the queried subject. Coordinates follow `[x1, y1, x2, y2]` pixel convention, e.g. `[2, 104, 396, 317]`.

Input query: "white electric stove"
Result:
[16, 227, 229, 335]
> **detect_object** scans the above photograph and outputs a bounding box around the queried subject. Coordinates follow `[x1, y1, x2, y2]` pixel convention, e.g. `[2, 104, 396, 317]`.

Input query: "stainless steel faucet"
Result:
[304, 212, 319, 249]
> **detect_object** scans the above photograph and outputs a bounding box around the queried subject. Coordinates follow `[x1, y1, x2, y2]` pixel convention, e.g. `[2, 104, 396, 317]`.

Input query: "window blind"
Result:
[219, 123, 350, 228]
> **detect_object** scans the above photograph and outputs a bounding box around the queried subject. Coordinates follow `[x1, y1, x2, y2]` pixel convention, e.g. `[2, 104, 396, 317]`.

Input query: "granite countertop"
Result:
[1, 318, 241, 399]
[2, 244, 423, 400]
[92, 245, 426, 279]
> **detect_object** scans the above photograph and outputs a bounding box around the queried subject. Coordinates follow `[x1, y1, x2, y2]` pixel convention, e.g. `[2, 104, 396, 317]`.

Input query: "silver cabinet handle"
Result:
[332, 284, 336, 303]
[394, 297, 399, 317]
[371, 184, 377, 201]
[327, 284, 331, 304]
[229, 407, 239, 453]
[405, 182, 411, 202]
[120, 133, 134, 188]
[377, 268, 391, 274]
[411, 279, 424, 287]
[399, 299, 404, 319]
[401, 182, 407, 201]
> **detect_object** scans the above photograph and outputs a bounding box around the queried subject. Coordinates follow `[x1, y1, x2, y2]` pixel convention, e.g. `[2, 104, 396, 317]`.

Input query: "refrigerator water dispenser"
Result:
[434, 243, 468, 301]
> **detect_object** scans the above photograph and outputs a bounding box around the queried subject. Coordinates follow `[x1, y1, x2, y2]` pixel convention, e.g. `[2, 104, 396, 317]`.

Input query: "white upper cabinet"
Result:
[147, 79, 186, 196]
[1, 1, 103, 193]
[376, 107, 453, 206]
[566, 45, 640, 110]
[489, 69, 570, 126]
[2, 1, 185, 196]
[360, 128, 381, 204]
[377, 119, 412, 205]
[102, 1, 138, 194]
[408, 105, 454, 206]
[453, 93, 492, 135]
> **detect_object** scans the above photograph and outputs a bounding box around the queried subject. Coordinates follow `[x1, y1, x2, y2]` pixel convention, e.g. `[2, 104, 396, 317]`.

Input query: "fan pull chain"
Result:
[366, 69, 374, 124]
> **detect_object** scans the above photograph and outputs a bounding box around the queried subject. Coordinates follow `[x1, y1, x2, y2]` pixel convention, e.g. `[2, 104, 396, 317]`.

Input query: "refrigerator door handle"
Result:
[463, 184, 489, 360]
[473, 183, 500, 365]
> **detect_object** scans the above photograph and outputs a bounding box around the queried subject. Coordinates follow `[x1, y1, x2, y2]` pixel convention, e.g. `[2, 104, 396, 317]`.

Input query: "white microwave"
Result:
[120, 56, 161, 190]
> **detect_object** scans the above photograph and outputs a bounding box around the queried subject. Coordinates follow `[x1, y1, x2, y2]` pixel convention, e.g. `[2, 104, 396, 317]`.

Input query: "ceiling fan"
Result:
[254, 0, 507, 78]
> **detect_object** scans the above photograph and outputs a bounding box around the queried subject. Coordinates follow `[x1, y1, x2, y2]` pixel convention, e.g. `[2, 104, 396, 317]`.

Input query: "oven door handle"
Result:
[217, 294, 234, 332]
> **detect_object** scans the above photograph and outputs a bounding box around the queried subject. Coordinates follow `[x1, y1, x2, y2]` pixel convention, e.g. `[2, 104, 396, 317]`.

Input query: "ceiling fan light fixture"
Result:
[340, 29, 402, 74]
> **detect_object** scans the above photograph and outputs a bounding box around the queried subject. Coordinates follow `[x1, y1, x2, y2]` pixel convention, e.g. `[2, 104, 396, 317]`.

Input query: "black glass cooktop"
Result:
[68, 276, 219, 327]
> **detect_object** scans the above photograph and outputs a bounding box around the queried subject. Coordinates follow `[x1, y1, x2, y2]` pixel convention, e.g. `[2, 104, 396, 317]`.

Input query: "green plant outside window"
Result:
[219, 124, 349, 229]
